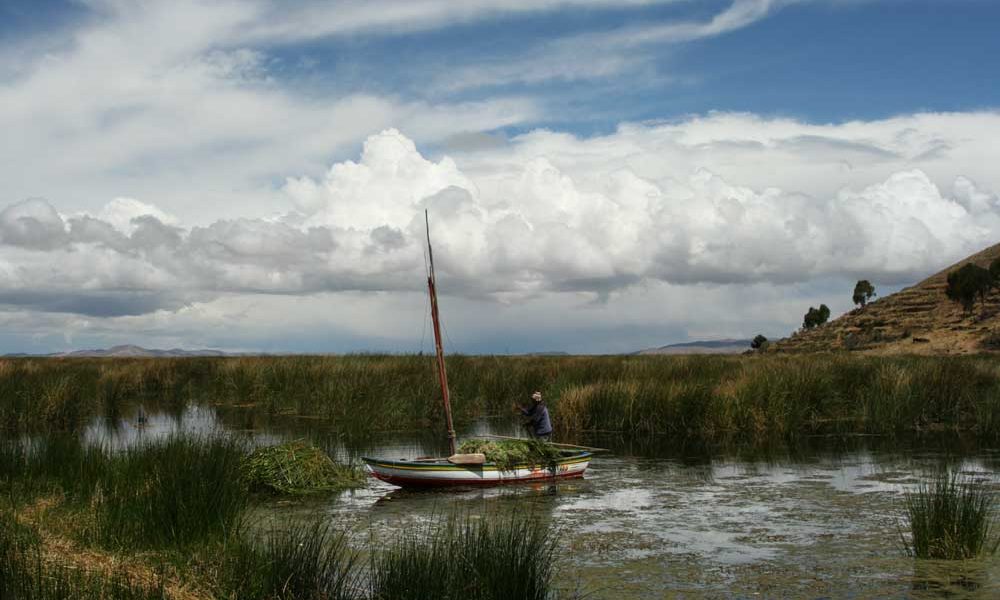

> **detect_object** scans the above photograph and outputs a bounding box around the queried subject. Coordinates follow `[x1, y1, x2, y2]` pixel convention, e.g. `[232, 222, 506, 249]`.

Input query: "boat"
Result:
[363, 451, 592, 487]
[362, 212, 593, 488]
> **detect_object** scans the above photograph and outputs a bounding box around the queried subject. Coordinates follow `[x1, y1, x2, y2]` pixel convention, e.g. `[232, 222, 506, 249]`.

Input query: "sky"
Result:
[1, 0, 1000, 354]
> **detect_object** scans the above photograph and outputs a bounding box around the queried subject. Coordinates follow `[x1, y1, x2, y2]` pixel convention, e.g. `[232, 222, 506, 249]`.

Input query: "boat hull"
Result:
[362, 452, 591, 488]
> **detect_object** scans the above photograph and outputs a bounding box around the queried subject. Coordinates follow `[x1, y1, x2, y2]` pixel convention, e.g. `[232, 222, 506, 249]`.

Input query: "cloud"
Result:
[239, 0, 687, 43]
[437, 0, 795, 92]
[3, 114, 999, 323]
[0, 199, 69, 250]
[0, 0, 540, 224]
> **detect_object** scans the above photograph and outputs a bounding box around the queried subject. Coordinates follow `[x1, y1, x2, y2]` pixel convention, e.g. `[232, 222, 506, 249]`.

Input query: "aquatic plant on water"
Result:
[242, 439, 366, 495]
[900, 472, 999, 560]
[457, 439, 564, 471]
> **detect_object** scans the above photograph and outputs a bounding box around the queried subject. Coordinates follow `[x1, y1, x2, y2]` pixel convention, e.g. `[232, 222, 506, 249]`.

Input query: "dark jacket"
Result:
[520, 402, 553, 436]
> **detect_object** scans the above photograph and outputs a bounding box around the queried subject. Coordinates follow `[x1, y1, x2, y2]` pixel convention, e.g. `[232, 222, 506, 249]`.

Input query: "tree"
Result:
[818, 304, 831, 324]
[852, 280, 876, 308]
[945, 263, 991, 312]
[802, 304, 831, 329]
[750, 334, 769, 350]
[990, 258, 1000, 288]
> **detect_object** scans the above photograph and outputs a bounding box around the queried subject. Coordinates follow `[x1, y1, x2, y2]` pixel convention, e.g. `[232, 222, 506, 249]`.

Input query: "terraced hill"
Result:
[774, 242, 1000, 355]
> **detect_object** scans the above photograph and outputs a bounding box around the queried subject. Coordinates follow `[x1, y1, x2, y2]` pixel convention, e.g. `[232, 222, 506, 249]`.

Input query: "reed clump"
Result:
[215, 520, 361, 600]
[242, 440, 366, 495]
[901, 473, 999, 560]
[369, 513, 557, 600]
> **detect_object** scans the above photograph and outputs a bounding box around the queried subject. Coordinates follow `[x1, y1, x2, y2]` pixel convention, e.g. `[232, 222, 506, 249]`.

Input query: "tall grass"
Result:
[2, 354, 999, 441]
[900, 473, 999, 559]
[0, 513, 165, 599]
[88, 435, 248, 550]
[369, 513, 557, 600]
[216, 520, 361, 600]
[0, 434, 248, 551]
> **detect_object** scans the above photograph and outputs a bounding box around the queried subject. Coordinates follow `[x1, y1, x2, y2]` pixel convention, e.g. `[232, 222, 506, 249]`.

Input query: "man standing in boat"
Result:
[515, 391, 553, 442]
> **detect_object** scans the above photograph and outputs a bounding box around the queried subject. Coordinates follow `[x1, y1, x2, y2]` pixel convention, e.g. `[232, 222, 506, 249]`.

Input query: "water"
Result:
[86, 404, 1000, 598]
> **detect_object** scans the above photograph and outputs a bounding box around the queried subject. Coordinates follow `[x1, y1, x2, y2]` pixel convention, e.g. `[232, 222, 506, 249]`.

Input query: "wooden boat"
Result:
[362, 212, 593, 488]
[364, 451, 592, 487]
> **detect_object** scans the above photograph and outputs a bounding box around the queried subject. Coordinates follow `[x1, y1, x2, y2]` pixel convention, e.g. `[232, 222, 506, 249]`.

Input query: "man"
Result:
[515, 391, 553, 442]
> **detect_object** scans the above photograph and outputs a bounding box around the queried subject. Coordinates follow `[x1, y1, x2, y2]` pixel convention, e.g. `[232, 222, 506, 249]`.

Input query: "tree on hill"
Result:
[803, 304, 831, 329]
[852, 280, 876, 308]
[945, 263, 991, 312]
[990, 258, 1000, 287]
[750, 334, 769, 350]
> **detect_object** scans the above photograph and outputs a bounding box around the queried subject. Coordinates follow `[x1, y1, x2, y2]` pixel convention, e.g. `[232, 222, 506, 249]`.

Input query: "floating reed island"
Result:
[2, 354, 999, 441]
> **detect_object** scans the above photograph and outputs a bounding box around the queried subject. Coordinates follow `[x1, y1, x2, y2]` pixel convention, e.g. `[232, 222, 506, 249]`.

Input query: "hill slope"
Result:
[775, 242, 1000, 355]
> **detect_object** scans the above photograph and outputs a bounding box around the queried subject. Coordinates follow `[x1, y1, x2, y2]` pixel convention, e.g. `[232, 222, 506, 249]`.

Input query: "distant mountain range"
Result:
[4, 342, 755, 359]
[634, 339, 751, 355]
[3, 344, 236, 358]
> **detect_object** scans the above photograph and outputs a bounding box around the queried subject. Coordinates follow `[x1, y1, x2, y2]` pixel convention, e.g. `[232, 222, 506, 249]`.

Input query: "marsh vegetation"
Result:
[0, 432, 560, 599]
[2, 354, 999, 597]
[2, 354, 999, 442]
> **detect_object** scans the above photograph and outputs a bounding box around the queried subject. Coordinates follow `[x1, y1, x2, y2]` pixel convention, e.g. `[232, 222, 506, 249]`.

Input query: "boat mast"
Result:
[425, 211, 457, 456]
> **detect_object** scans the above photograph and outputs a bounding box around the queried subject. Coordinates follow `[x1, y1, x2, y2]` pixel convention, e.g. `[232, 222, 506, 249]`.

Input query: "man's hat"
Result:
[531, 391, 542, 401]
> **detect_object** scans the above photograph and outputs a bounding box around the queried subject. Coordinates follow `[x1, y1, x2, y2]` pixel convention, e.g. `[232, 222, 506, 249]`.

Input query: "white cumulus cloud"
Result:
[3, 114, 999, 325]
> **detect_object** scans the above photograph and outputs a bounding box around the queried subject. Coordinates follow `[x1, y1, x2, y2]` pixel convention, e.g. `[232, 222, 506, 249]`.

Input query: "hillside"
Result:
[774, 242, 1000, 355]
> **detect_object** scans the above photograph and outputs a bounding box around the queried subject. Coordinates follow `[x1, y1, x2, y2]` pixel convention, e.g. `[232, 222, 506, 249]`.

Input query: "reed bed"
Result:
[1, 354, 999, 441]
[369, 513, 557, 600]
[0, 435, 248, 550]
[900, 473, 999, 560]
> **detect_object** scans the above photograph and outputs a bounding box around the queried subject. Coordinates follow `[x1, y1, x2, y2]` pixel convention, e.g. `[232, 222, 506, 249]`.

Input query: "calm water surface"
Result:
[90, 404, 1000, 598]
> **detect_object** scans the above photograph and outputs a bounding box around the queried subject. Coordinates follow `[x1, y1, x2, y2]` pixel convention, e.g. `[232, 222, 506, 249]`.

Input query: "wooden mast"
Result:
[425, 211, 457, 456]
